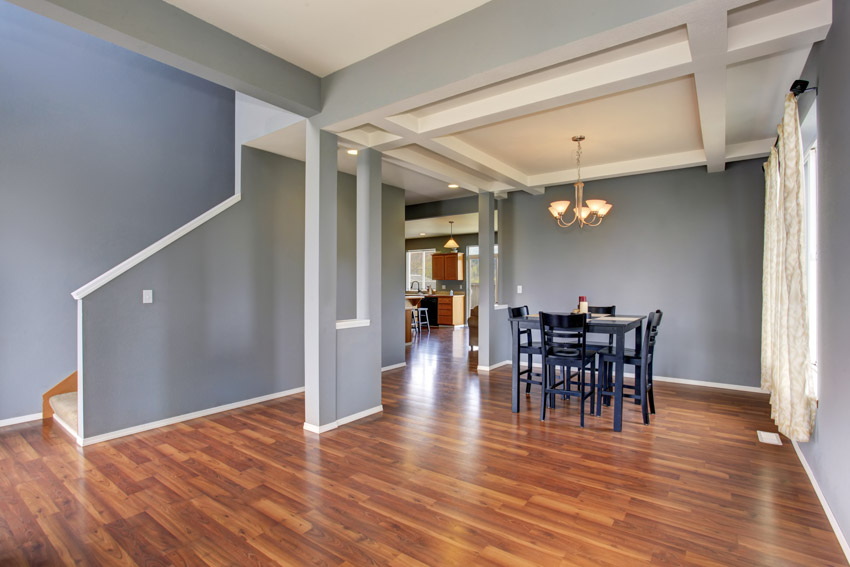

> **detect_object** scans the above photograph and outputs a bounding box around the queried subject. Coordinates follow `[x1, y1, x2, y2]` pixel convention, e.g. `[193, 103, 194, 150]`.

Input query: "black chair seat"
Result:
[595, 345, 640, 361]
[549, 346, 580, 358]
[519, 342, 542, 353]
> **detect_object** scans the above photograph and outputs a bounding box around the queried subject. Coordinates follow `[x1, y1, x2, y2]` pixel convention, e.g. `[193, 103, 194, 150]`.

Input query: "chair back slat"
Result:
[540, 312, 587, 361]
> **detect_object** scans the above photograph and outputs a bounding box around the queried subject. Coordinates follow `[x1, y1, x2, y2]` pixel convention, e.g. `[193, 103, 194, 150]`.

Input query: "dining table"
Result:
[508, 312, 646, 432]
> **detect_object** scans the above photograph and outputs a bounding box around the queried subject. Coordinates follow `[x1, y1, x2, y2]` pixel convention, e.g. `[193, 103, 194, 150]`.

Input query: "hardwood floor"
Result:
[1, 327, 846, 566]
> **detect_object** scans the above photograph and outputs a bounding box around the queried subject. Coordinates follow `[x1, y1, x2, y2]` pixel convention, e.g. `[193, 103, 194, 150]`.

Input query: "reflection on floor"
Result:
[0, 326, 845, 565]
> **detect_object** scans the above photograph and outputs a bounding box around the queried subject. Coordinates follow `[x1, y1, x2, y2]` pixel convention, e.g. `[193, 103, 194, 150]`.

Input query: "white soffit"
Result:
[161, 0, 492, 77]
[726, 47, 812, 145]
[405, 212, 498, 239]
[450, 76, 703, 176]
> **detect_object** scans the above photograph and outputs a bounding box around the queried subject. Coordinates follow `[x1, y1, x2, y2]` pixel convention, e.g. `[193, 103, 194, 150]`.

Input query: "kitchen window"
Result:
[406, 249, 436, 292]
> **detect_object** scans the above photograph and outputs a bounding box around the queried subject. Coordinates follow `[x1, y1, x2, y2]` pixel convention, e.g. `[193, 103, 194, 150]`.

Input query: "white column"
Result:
[304, 120, 338, 431]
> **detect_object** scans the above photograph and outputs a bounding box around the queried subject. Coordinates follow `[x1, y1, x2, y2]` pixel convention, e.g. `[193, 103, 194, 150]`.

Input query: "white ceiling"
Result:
[229, 0, 830, 205]
[162, 0, 492, 77]
[405, 212, 499, 240]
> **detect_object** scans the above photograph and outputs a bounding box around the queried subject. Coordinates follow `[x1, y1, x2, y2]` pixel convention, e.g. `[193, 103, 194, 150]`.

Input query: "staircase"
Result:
[43, 371, 78, 438]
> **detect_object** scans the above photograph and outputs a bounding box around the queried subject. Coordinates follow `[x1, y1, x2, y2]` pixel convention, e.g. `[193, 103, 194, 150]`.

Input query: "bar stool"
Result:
[415, 307, 430, 332]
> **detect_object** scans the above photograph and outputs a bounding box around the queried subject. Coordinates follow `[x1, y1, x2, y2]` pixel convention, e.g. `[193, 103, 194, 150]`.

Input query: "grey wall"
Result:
[382, 185, 406, 368]
[405, 196, 479, 220]
[7, 0, 320, 116]
[0, 2, 234, 421]
[500, 160, 765, 387]
[82, 148, 303, 436]
[800, 0, 850, 543]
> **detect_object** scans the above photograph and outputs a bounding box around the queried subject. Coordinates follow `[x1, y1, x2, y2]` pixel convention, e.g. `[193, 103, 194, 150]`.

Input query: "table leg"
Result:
[614, 328, 625, 432]
[511, 321, 520, 413]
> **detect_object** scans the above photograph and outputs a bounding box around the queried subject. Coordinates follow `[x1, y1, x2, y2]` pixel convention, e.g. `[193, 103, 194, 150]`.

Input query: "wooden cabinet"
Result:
[430, 252, 464, 281]
[437, 295, 465, 326]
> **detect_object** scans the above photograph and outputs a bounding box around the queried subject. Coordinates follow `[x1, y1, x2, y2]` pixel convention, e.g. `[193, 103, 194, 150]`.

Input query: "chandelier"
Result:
[548, 135, 612, 228]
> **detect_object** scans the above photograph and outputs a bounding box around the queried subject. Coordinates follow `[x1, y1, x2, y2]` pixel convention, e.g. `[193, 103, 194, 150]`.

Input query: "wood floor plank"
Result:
[1, 327, 846, 566]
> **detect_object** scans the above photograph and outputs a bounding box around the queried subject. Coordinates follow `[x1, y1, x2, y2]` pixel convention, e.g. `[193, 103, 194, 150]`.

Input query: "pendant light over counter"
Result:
[444, 220, 459, 251]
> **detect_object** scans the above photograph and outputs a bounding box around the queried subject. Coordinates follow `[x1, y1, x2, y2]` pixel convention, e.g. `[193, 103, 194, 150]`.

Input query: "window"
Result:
[406, 249, 436, 291]
[467, 245, 499, 315]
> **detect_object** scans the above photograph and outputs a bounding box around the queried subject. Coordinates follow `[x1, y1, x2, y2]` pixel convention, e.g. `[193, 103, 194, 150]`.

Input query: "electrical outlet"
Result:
[517, 285, 523, 294]
[142, 289, 153, 304]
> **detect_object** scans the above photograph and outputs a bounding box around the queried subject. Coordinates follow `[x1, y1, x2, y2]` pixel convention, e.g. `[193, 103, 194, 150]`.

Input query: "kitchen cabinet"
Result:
[437, 295, 465, 326]
[431, 252, 464, 281]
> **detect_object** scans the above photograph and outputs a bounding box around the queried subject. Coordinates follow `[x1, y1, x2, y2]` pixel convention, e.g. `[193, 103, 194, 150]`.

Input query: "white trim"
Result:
[337, 405, 383, 426]
[478, 360, 511, 371]
[0, 412, 41, 428]
[81, 386, 304, 446]
[651, 375, 766, 394]
[494, 304, 509, 310]
[336, 318, 371, 329]
[303, 421, 338, 434]
[76, 299, 84, 439]
[304, 404, 384, 434]
[52, 413, 83, 446]
[793, 440, 850, 563]
[519, 362, 766, 393]
[71, 194, 242, 300]
[381, 362, 407, 372]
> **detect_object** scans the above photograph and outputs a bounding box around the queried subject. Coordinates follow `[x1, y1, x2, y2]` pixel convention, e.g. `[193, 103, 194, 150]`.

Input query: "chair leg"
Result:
[525, 352, 532, 393]
[596, 361, 604, 416]
[648, 361, 656, 414]
[540, 364, 548, 421]
[634, 364, 642, 405]
[579, 373, 584, 428]
[640, 369, 650, 425]
[590, 358, 596, 416]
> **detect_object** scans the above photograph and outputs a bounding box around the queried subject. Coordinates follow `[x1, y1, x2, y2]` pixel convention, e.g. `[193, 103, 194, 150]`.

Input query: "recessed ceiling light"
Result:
[346, 149, 358, 155]
[419, 232, 426, 236]
[448, 183, 459, 189]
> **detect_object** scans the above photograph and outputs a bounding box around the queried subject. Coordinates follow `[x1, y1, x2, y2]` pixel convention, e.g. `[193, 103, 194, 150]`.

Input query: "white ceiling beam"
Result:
[688, 12, 728, 173]
[527, 149, 706, 188]
[523, 186, 546, 196]
[399, 41, 693, 139]
[430, 136, 529, 189]
[383, 147, 500, 193]
[727, 0, 831, 63]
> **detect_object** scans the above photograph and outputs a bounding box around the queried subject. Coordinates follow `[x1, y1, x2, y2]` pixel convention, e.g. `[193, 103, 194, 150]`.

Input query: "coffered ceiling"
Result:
[229, 0, 829, 204]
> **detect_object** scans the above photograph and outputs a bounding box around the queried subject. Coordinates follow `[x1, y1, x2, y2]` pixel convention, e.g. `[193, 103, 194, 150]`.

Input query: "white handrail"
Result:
[71, 194, 240, 299]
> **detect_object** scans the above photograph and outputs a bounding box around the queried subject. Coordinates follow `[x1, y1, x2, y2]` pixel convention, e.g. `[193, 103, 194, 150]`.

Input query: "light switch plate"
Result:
[142, 289, 153, 304]
[517, 285, 523, 294]
[442, 285, 446, 290]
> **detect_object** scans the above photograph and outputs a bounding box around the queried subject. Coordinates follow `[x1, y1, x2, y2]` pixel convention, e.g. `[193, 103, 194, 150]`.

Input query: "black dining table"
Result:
[508, 312, 646, 432]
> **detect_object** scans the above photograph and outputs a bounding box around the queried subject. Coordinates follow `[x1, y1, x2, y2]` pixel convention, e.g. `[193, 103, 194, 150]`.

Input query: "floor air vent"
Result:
[757, 431, 782, 445]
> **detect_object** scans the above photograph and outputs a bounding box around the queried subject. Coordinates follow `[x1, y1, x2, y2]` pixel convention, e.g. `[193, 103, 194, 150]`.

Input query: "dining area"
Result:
[508, 301, 663, 432]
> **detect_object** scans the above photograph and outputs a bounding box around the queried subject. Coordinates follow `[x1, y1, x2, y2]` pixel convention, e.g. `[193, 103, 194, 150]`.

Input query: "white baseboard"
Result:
[478, 360, 511, 372]
[304, 404, 383, 434]
[0, 412, 42, 428]
[338, 405, 383, 426]
[381, 362, 406, 372]
[303, 421, 338, 434]
[792, 441, 850, 563]
[52, 414, 82, 446]
[651, 375, 766, 394]
[81, 386, 304, 446]
[519, 362, 765, 393]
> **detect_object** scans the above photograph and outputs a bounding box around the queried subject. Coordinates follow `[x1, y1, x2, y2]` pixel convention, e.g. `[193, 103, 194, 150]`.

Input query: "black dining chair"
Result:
[539, 312, 596, 426]
[596, 310, 663, 425]
[586, 305, 616, 354]
[508, 306, 542, 394]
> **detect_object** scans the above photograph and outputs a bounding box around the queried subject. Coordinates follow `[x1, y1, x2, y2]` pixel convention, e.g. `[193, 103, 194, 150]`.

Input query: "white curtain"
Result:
[761, 93, 816, 442]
